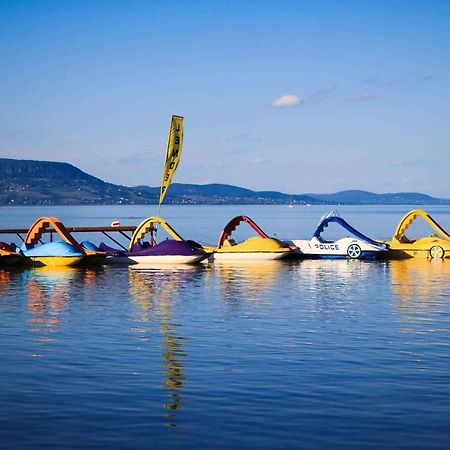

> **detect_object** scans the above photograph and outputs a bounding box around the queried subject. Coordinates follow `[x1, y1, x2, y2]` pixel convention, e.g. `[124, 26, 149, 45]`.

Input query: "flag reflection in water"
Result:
[129, 265, 204, 426]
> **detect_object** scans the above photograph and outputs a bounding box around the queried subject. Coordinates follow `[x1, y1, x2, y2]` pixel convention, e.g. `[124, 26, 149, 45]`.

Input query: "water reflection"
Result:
[283, 259, 391, 318]
[24, 267, 101, 343]
[129, 265, 204, 426]
[291, 258, 376, 291]
[390, 259, 450, 315]
[0, 269, 12, 292]
[214, 260, 284, 305]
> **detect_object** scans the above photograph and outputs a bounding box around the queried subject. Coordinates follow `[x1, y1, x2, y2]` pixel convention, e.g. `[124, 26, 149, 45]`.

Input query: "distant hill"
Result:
[0, 158, 448, 206]
[0, 158, 153, 205]
[305, 190, 446, 205]
[136, 183, 315, 205]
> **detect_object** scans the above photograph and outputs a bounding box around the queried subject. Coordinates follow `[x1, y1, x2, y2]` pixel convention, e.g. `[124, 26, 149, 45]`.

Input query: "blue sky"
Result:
[0, 0, 449, 196]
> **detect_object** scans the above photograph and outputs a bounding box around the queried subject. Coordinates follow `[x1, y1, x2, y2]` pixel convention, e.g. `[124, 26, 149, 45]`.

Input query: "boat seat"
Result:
[223, 239, 236, 247]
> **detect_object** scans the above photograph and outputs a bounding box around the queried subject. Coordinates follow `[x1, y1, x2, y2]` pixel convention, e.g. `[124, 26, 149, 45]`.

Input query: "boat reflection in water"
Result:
[284, 258, 392, 319]
[0, 269, 13, 292]
[129, 264, 205, 426]
[214, 260, 285, 306]
[24, 267, 101, 345]
[389, 258, 450, 316]
[291, 258, 376, 292]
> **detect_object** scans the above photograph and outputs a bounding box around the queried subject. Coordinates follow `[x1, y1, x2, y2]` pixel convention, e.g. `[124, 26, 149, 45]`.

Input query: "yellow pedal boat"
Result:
[22, 217, 106, 267]
[384, 209, 450, 259]
[213, 215, 295, 261]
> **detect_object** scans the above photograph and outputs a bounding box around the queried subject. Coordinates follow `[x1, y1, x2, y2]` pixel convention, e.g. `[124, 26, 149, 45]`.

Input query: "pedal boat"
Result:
[21, 217, 106, 267]
[382, 209, 450, 259]
[0, 242, 23, 267]
[213, 215, 295, 261]
[291, 211, 387, 259]
[99, 216, 211, 265]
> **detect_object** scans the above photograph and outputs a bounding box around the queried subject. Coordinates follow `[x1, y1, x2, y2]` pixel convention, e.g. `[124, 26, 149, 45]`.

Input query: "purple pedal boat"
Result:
[100, 216, 211, 265]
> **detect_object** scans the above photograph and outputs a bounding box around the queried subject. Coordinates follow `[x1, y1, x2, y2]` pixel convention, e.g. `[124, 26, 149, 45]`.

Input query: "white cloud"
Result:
[271, 94, 303, 107]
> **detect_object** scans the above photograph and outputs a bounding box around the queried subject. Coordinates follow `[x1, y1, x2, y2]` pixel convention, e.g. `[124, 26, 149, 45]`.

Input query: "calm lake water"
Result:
[1, 205, 450, 449]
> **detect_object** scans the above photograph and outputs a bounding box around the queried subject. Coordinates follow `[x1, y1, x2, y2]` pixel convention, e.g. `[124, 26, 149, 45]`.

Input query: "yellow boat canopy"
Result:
[393, 209, 450, 243]
[129, 216, 184, 249]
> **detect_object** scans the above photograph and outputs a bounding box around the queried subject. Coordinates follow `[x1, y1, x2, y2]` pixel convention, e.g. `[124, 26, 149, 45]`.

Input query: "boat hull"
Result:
[22, 241, 99, 267]
[292, 237, 385, 260]
[102, 238, 210, 265]
[0, 254, 23, 267]
[383, 246, 450, 259]
[128, 253, 210, 265]
[215, 234, 294, 261]
[24, 256, 85, 267]
[79, 254, 107, 266]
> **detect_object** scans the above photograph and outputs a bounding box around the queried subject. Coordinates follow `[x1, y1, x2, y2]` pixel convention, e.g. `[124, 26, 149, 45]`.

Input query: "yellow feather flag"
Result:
[159, 115, 184, 205]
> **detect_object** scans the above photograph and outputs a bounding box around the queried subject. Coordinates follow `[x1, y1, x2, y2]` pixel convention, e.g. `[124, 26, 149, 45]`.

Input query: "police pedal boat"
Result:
[291, 211, 386, 259]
